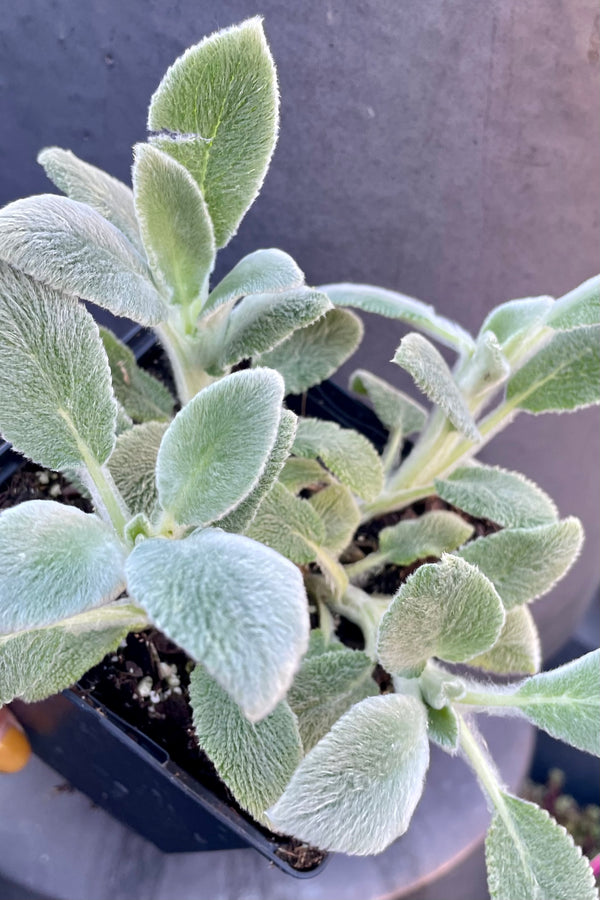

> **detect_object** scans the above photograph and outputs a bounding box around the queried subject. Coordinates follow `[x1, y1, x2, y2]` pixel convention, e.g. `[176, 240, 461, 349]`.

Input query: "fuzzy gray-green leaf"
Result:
[156, 368, 284, 525]
[0, 501, 126, 634]
[486, 794, 598, 900]
[108, 422, 167, 521]
[288, 645, 377, 750]
[377, 555, 505, 676]
[217, 409, 297, 533]
[293, 418, 383, 501]
[468, 606, 541, 675]
[279, 458, 332, 493]
[246, 482, 323, 563]
[393, 333, 480, 441]
[308, 484, 360, 555]
[435, 464, 558, 529]
[125, 528, 309, 720]
[38, 146, 143, 253]
[189, 666, 302, 824]
[547, 275, 600, 331]
[256, 308, 363, 395]
[480, 295, 554, 345]
[202, 248, 304, 318]
[379, 511, 473, 566]
[100, 328, 175, 424]
[507, 325, 600, 413]
[217, 288, 331, 369]
[0, 603, 147, 705]
[350, 369, 427, 434]
[148, 18, 278, 248]
[0, 264, 117, 470]
[133, 144, 215, 305]
[0, 195, 167, 324]
[427, 705, 460, 752]
[267, 694, 430, 854]
[456, 518, 583, 609]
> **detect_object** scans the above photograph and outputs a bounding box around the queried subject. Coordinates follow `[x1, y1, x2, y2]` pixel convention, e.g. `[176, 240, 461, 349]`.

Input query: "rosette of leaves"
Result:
[0, 18, 362, 410]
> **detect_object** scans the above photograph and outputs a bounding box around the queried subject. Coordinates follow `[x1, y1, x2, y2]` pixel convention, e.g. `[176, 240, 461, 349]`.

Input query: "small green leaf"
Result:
[0, 195, 167, 325]
[456, 518, 583, 609]
[0, 501, 126, 633]
[377, 555, 505, 676]
[100, 328, 175, 424]
[217, 288, 331, 369]
[0, 602, 147, 705]
[279, 457, 332, 493]
[512, 651, 600, 756]
[322, 282, 475, 354]
[288, 645, 377, 751]
[246, 482, 323, 563]
[458, 331, 510, 399]
[480, 296, 554, 345]
[379, 510, 473, 566]
[393, 333, 480, 441]
[486, 794, 598, 900]
[38, 146, 143, 253]
[217, 408, 297, 533]
[427, 705, 460, 752]
[507, 325, 600, 413]
[156, 368, 284, 525]
[308, 484, 360, 555]
[0, 264, 117, 470]
[202, 248, 304, 318]
[305, 628, 346, 658]
[293, 418, 384, 501]
[189, 666, 302, 824]
[267, 693, 430, 854]
[350, 369, 427, 434]
[469, 606, 541, 675]
[256, 308, 363, 395]
[547, 275, 600, 331]
[133, 144, 215, 306]
[148, 18, 279, 248]
[125, 528, 309, 720]
[418, 662, 466, 710]
[435, 464, 558, 529]
[108, 422, 167, 521]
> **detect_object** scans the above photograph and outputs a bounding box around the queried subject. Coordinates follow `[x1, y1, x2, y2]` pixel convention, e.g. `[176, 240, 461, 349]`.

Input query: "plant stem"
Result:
[344, 550, 388, 579]
[80, 455, 129, 537]
[381, 427, 403, 474]
[359, 484, 435, 523]
[155, 321, 215, 404]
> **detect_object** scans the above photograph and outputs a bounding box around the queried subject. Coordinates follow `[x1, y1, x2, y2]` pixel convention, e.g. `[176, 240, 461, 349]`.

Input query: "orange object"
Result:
[0, 712, 31, 773]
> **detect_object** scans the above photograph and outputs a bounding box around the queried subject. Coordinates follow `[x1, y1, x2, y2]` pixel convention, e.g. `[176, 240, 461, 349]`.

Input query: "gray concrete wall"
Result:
[1, 1, 598, 650]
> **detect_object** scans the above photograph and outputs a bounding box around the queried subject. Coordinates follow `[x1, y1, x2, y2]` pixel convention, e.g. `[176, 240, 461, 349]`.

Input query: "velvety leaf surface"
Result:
[377, 555, 505, 676]
[148, 18, 278, 247]
[0, 264, 116, 470]
[547, 275, 600, 330]
[456, 518, 583, 609]
[308, 484, 359, 555]
[189, 666, 302, 824]
[292, 418, 383, 501]
[125, 528, 309, 720]
[38, 146, 143, 253]
[256, 308, 363, 395]
[279, 458, 332, 493]
[268, 694, 430, 854]
[108, 422, 167, 521]
[427, 705, 459, 752]
[460, 331, 510, 398]
[0, 195, 167, 324]
[133, 144, 215, 305]
[100, 328, 175, 423]
[379, 510, 473, 566]
[350, 369, 427, 434]
[246, 482, 323, 563]
[156, 368, 283, 525]
[393, 333, 480, 441]
[0, 501, 126, 633]
[0, 603, 147, 704]
[486, 794, 598, 900]
[435, 464, 558, 529]
[468, 605, 541, 675]
[480, 296, 554, 344]
[202, 248, 304, 318]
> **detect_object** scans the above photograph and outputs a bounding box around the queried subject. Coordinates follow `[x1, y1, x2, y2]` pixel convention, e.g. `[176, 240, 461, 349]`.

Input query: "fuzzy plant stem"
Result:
[155, 321, 216, 405]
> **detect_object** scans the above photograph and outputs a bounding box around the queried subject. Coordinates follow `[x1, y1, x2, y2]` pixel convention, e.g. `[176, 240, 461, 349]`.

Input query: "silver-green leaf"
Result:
[427, 705, 460, 752]
[148, 18, 279, 248]
[377, 555, 505, 676]
[308, 484, 360, 555]
[202, 248, 304, 318]
[547, 275, 600, 331]
[108, 422, 167, 521]
[125, 528, 309, 721]
[133, 144, 215, 306]
[156, 368, 284, 525]
[189, 666, 302, 824]
[379, 510, 474, 566]
[480, 295, 554, 345]
[279, 457, 332, 493]
[0, 195, 167, 324]
[0, 264, 117, 470]
[456, 518, 583, 609]
[267, 694, 430, 854]
[468, 605, 541, 675]
[246, 482, 323, 564]
[100, 328, 175, 424]
[393, 333, 480, 441]
[0, 501, 126, 634]
[350, 368, 427, 434]
[435, 464, 558, 529]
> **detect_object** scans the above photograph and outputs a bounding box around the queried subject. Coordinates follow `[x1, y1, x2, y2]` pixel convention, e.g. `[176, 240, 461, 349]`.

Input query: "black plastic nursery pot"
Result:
[0, 329, 388, 879]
